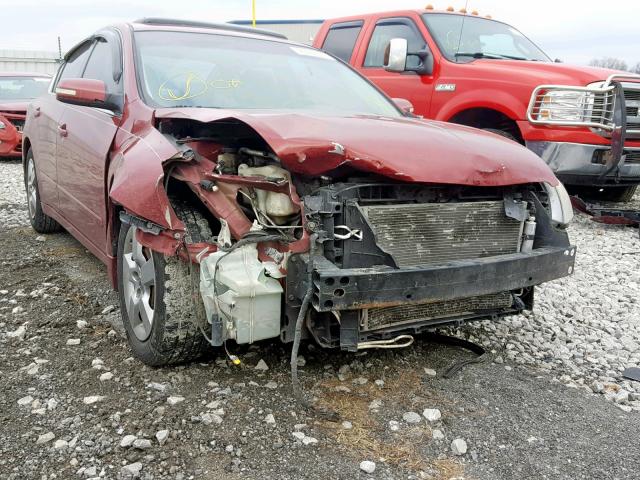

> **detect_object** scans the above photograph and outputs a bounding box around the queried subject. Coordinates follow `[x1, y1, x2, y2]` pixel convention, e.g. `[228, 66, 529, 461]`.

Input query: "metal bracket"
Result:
[119, 211, 163, 235]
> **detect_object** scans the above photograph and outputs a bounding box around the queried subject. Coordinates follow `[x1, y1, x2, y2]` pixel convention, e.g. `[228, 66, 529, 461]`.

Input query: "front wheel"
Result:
[116, 203, 212, 366]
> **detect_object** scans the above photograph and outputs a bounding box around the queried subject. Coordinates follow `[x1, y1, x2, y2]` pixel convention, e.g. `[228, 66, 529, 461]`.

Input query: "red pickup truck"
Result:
[314, 8, 640, 201]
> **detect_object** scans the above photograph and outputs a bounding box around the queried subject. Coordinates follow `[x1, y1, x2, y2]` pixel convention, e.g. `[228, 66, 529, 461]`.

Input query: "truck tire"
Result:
[24, 148, 62, 234]
[116, 200, 213, 366]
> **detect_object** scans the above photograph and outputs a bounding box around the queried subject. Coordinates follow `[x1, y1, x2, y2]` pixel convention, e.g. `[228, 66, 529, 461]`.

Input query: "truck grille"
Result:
[361, 201, 523, 267]
[624, 86, 640, 133]
[362, 291, 513, 331]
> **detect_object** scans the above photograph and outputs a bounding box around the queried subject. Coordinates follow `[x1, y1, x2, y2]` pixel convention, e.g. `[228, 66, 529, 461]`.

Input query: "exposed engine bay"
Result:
[126, 117, 576, 352]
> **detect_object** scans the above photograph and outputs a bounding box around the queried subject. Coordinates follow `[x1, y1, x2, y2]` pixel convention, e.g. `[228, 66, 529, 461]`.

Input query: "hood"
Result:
[155, 108, 559, 187]
[463, 59, 625, 87]
[0, 101, 29, 112]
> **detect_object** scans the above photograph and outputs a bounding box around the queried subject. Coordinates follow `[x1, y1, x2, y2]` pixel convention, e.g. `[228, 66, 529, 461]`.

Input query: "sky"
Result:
[0, 0, 638, 67]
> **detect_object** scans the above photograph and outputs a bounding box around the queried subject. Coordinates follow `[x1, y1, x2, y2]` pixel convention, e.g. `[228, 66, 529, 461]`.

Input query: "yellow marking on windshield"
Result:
[159, 72, 241, 101]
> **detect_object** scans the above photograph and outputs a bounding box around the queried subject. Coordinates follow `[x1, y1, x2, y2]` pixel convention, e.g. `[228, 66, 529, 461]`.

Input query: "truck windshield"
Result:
[422, 14, 550, 63]
[0, 77, 49, 101]
[134, 31, 401, 117]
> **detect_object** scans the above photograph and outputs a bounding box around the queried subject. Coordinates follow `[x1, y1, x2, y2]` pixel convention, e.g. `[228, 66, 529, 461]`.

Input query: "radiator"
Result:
[361, 292, 514, 331]
[360, 200, 523, 267]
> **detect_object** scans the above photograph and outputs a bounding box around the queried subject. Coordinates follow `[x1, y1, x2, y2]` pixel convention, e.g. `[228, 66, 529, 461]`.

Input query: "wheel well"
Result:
[449, 108, 524, 144]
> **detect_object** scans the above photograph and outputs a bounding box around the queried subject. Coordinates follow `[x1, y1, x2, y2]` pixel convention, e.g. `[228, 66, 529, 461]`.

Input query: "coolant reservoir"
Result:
[200, 244, 283, 344]
[237, 164, 298, 223]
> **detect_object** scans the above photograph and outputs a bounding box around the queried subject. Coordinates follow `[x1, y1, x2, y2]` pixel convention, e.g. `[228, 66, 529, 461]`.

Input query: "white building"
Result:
[0, 50, 61, 75]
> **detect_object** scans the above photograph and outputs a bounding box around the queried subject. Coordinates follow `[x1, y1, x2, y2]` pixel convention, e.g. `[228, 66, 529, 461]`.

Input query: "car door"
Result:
[31, 43, 93, 210]
[355, 17, 435, 116]
[55, 34, 121, 253]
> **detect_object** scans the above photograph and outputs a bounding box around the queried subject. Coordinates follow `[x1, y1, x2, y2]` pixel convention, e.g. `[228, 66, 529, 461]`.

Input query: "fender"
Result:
[435, 88, 525, 124]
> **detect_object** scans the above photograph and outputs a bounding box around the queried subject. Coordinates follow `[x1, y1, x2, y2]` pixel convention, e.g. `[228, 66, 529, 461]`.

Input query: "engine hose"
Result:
[289, 235, 340, 421]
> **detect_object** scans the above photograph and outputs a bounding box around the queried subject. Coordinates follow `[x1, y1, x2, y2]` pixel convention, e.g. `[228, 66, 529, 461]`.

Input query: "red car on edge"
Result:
[22, 19, 575, 367]
[0, 72, 50, 158]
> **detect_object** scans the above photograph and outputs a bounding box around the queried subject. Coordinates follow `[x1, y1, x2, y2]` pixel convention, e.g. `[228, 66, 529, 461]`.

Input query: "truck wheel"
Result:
[24, 148, 62, 234]
[571, 185, 638, 203]
[116, 201, 213, 366]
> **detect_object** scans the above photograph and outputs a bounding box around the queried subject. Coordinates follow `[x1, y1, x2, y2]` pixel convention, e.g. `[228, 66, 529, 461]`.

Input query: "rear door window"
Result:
[321, 21, 363, 62]
[364, 18, 427, 68]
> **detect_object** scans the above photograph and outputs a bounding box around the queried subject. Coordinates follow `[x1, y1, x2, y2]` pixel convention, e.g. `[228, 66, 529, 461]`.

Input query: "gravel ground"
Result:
[1, 158, 640, 480]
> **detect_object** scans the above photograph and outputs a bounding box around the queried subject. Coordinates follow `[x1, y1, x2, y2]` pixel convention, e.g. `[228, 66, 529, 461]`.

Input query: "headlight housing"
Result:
[543, 182, 574, 226]
[536, 90, 595, 122]
[0, 120, 5, 130]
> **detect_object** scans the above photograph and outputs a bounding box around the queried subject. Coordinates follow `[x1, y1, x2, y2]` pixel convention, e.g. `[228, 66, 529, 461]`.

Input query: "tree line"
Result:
[588, 57, 640, 74]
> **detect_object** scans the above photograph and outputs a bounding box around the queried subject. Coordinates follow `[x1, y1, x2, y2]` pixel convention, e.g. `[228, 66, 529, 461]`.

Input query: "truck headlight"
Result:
[536, 90, 595, 122]
[543, 182, 574, 226]
[0, 121, 5, 130]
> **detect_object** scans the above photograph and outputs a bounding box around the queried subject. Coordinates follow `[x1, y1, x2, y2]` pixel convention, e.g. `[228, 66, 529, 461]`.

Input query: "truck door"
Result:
[318, 20, 364, 63]
[355, 17, 435, 116]
[55, 35, 121, 255]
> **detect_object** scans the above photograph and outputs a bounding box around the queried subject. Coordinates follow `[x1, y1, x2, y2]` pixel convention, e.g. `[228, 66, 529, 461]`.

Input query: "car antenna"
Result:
[455, 0, 470, 60]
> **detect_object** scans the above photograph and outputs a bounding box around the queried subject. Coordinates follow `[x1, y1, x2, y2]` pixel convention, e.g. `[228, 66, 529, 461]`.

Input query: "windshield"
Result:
[423, 14, 550, 62]
[0, 76, 50, 102]
[134, 31, 401, 116]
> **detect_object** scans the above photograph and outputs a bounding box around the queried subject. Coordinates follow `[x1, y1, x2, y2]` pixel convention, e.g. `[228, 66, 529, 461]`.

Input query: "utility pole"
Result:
[252, 0, 256, 27]
[57, 36, 62, 60]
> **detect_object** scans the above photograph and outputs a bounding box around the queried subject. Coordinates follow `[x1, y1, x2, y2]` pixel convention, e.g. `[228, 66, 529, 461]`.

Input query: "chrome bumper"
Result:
[526, 141, 640, 186]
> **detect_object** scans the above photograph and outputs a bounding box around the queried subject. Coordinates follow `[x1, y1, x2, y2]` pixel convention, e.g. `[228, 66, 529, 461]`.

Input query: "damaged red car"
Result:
[22, 19, 576, 366]
[0, 72, 50, 158]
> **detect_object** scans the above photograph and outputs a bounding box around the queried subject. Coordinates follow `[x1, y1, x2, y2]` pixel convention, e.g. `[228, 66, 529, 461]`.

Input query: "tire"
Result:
[24, 148, 61, 234]
[117, 200, 213, 366]
[482, 128, 519, 143]
[568, 185, 638, 203]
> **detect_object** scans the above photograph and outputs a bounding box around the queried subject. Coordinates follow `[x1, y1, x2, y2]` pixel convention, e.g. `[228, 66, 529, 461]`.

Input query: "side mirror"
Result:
[55, 78, 119, 112]
[392, 98, 414, 115]
[384, 38, 433, 75]
[384, 38, 409, 72]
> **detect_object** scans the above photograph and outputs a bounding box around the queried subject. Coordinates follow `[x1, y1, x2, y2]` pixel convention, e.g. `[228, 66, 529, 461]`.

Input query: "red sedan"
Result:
[22, 19, 575, 367]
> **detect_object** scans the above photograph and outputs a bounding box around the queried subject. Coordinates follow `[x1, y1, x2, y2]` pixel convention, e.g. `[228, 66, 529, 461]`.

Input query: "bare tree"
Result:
[589, 57, 628, 71]
[631, 62, 640, 75]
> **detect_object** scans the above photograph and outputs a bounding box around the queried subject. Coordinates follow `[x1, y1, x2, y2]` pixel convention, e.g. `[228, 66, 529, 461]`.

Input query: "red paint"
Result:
[155, 109, 558, 186]
[55, 78, 107, 104]
[22, 21, 562, 290]
[0, 112, 22, 157]
[313, 10, 639, 148]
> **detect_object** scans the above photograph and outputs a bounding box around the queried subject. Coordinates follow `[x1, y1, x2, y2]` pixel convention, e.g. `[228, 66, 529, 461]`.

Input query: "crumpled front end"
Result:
[0, 111, 25, 158]
[111, 112, 575, 351]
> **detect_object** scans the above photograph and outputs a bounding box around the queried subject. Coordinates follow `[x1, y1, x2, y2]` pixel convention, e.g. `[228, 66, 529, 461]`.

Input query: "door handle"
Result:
[34, 107, 41, 118]
[57, 123, 67, 137]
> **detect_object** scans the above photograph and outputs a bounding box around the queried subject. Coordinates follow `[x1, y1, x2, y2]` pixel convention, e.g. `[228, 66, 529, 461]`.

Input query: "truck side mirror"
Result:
[384, 38, 409, 72]
[384, 38, 433, 75]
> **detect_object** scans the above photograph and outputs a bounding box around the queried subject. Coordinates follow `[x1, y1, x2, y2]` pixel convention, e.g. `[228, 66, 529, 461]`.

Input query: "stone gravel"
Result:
[2, 157, 640, 479]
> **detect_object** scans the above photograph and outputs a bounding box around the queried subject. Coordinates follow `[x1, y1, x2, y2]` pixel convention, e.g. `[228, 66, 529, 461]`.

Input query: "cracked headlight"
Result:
[543, 182, 574, 226]
[536, 90, 595, 122]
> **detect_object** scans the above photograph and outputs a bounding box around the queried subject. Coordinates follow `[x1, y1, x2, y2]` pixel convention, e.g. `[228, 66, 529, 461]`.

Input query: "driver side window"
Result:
[83, 39, 121, 94]
[364, 19, 427, 69]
